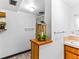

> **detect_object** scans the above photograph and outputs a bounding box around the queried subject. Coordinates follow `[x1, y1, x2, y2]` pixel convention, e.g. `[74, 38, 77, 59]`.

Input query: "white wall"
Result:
[45, 0, 71, 39]
[0, 9, 36, 58]
[51, 0, 71, 59]
[45, 0, 51, 39]
[52, 1, 71, 32]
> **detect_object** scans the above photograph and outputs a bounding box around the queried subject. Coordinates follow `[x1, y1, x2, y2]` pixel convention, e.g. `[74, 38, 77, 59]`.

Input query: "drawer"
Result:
[64, 45, 77, 54]
[65, 51, 77, 59]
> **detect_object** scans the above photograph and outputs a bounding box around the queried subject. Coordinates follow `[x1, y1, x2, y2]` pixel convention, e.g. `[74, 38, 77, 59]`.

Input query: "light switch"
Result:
[24, 28, 34, 31]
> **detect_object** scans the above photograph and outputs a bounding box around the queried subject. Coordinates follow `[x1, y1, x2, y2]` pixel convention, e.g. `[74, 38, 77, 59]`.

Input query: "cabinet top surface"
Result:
[64, 36, 79, 41]
[31, 39, 53, 46]
[64, 36, 79, 49]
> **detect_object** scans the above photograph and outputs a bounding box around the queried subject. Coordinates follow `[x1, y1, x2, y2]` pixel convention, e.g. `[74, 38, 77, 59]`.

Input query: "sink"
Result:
[64, 41, 79, 47]
[69, 34, 79, 37]
[71, 42, 79, 46]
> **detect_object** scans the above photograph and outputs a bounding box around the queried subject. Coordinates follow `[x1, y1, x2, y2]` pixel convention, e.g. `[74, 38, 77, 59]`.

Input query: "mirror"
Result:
[63, 0, 79, 34]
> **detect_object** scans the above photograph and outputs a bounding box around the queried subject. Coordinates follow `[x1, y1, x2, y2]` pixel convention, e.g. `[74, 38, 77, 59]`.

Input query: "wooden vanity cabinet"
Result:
[78, 56, 79, 59]
[65, 51, 77, 59]
[64, 45, 79, 59]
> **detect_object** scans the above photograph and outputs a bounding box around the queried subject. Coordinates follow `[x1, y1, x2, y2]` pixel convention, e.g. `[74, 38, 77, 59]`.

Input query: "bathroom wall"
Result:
[39, 0, 70, 59]
[39, 0, 71, 58]
[45, 0, 51, 39]
[0, 9, 36, 58]
[45, 0, 73, 37]
[51, 0, 71, 59]
[52, 1, 71, 32]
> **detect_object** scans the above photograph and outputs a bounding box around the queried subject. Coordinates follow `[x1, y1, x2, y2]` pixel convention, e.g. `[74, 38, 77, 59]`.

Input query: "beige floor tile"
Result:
[8, 52, 31, 59]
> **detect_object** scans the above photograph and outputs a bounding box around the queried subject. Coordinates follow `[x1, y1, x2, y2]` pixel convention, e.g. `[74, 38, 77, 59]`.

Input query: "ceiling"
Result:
[63, 0, 79, 7]
[0, 0, 22, 11]
[1, 0, 79, 15]
[19, 0, 45, 15]
[0, 0, 45, 15]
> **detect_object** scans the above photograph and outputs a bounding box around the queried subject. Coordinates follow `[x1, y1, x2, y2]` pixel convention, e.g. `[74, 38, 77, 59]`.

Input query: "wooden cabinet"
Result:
[78, 56, 79, 59]
[31, 39, 52, 59]
[64, 45, 79, 59]
[65, 51, 77, 59]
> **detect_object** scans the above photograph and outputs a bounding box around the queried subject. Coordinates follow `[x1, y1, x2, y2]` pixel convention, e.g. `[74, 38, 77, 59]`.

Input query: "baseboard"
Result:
[1, 49, 31, 59]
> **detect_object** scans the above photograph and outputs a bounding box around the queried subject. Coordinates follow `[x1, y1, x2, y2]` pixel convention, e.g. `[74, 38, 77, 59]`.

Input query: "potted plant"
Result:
[37, 34, 47, 41]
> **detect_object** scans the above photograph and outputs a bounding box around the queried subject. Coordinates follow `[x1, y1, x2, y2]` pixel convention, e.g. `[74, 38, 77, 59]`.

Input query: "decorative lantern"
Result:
[36, 21, 47, 41]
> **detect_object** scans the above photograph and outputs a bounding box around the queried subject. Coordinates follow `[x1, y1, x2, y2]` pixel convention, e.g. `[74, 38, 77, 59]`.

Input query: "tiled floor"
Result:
[8, 52, 31, 59]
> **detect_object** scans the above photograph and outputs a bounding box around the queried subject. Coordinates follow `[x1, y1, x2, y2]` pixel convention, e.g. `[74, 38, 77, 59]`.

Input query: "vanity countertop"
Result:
[64, 36, 79, 49]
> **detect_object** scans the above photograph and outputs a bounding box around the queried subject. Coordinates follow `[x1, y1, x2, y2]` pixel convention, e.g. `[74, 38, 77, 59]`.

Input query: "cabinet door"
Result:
[77, 56, 79, 59]
[65, 51, 77, 59]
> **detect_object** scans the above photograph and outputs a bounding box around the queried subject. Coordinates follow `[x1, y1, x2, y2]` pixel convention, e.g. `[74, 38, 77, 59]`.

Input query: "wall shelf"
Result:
[0, 12, 6, 31]
[0, 12, 6, 17]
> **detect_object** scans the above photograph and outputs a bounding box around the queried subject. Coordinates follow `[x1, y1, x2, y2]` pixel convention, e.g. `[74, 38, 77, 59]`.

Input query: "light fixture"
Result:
[28, 7, 36, 12]
[25, 3, 37, 12]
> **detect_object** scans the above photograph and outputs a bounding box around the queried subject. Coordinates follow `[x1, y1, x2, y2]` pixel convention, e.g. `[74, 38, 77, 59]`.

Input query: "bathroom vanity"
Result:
[64, 45, 79, 59]
[64, 36, 79, 59]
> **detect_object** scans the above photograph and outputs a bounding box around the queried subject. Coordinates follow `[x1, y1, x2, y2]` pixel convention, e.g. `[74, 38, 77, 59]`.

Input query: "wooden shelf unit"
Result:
[31, 39, 53, 59]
